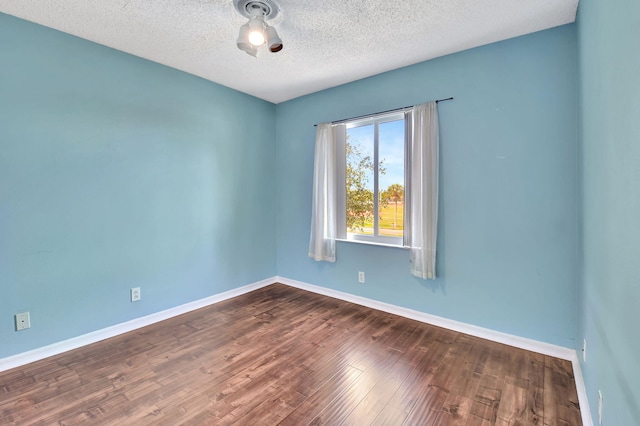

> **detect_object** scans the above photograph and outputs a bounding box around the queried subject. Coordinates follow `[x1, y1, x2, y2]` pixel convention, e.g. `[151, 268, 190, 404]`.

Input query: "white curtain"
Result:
[308, 123, 341, 262]
[406, 102, 439, 279]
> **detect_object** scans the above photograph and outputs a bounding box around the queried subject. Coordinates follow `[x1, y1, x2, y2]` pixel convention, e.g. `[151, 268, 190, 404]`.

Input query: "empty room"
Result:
[1, 0, 638, 424]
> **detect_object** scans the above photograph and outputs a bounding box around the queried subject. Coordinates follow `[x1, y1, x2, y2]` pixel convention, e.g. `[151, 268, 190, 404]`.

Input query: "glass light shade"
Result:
[247, 17, 265, 46]
[236, 23, 259, 56]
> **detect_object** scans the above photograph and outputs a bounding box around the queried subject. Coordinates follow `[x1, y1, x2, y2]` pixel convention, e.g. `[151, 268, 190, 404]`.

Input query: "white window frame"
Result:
[336, 111, 407, 247]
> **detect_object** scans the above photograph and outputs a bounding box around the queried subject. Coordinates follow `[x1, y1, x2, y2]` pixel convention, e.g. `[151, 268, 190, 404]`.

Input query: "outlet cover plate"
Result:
[15, 312, 31, 331]
[131, 287, 141, 302]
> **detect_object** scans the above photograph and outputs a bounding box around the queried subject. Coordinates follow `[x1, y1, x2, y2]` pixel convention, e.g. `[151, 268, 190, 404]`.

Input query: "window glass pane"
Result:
[346, 125, 374, 235]
[378, 120, 405, 237]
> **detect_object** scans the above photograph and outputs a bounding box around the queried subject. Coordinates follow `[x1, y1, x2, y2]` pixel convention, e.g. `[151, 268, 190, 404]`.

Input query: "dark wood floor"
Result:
[0, 284, 582, 425]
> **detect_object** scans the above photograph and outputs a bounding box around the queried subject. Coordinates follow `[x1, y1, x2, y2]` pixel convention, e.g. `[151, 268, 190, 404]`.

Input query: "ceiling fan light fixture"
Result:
[233, 0, 283, 56]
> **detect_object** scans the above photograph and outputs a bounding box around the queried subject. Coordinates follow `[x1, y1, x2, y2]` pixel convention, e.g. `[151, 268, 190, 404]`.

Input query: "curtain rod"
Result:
[314, 97, 453, 127]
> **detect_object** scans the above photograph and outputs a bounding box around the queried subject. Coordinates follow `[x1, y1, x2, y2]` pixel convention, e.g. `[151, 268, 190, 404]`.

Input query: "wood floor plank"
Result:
[386, 329, 452, 414]
[277, 364, 363, 425]
[340, 341, 428, 425]
[437, 394, 474, 425]
[402, 383, 449, 425]
[465, 414, 496, 426]
[0, 284, 583, 425]
[227, 389, 307, 425]
[544, 356, 582, 426]
[471, 374, 503, 423]
[369, 404, 408, 426]
[527, 351, 546, 425]
[308, 346, 406, 425]
[495, 378, 527, 425]
[543, 356, 559, 426]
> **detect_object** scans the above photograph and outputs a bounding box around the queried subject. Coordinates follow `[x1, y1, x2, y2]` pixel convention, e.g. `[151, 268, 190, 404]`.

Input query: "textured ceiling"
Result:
[0, 0, 578, 104]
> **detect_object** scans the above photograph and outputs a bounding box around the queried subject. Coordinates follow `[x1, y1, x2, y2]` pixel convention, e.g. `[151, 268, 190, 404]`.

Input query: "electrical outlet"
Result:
[598, 390, 603, 425]
[15, 312, 31, 331]
[583, 338, 587, 363]
[358, 271, 365, 283]
[131, 287, 141, 302]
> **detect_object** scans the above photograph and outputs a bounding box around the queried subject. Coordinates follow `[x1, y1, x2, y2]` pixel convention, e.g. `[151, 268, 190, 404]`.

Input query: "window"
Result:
[310, 101, 440, 278]
[336, 112, 406, 246]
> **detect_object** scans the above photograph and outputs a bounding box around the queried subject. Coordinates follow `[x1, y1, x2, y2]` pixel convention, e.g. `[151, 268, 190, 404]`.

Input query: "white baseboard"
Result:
[274, 276, 593, 426]
[0, 277, 274, 373]
[0, 274, 592, 426]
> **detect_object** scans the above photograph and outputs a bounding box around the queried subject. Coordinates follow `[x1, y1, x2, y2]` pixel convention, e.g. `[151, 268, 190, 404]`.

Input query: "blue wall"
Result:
[276, 25, 579, 348]
[577, 0, 640, 424]
[0, 13, 276, 358]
